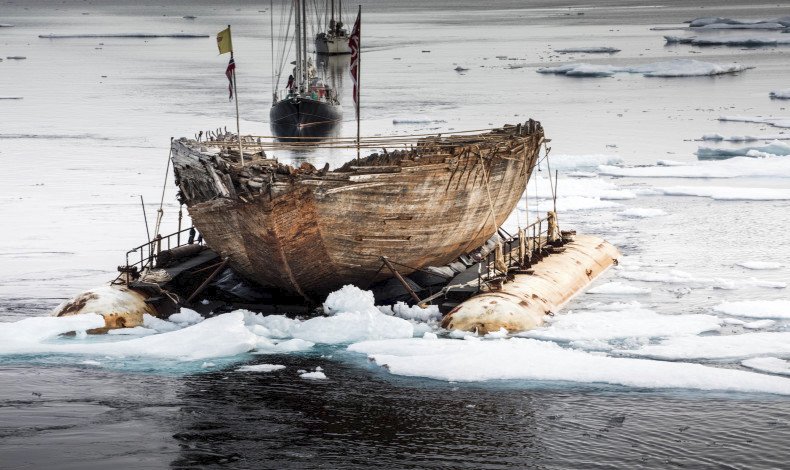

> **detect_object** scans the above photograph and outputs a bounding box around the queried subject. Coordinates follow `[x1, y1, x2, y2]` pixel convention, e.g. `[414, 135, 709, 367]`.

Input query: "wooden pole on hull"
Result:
[228, 25, 244, 166]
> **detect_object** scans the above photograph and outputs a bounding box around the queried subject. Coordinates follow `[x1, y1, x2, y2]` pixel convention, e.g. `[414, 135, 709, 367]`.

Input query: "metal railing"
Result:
[479, 216, 550, 288]
[123, 226, 203, 273]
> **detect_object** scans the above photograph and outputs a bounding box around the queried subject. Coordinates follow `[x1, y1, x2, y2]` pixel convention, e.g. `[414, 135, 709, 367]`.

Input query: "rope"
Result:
[153, 140, 173, 238]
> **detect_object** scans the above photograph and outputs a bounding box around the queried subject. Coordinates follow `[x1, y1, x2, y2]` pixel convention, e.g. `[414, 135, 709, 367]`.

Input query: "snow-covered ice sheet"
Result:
[348, 337, 790, 394]
[656, 186, 790, 201]
[555, 47, 620, 53]
[616, 332, 790, 360]
[719, 116, 790, 129]
[599, 156, 790, 178]
[618, 269, 786, 290]
[619, 208, 666, 218]
[736, 261, 782, 270]
[666, 35, 790, 46]
[687, 16, 790, 29]
[537, 59, 752, 78]
[518, 303, 720, 342]
[586, 282, 652, 295]
[698, 133, 790, 142]
[696, 140, 790, 159]
[742, 357, 790, 376]
[713, 300, 790, 319]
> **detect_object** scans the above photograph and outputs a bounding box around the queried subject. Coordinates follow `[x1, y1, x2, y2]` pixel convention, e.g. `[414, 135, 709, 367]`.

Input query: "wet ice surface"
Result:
[2, 0, 790, 468]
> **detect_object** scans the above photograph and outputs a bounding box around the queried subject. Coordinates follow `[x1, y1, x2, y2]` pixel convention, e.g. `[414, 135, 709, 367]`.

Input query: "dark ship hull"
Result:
[269, 96, 342, 139]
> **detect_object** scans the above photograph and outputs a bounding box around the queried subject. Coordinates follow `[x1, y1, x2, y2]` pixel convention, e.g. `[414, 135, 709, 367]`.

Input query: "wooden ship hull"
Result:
[171, 120, 545, 301]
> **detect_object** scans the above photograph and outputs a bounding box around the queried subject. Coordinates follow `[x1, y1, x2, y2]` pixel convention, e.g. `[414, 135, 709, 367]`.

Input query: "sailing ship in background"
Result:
[270, 0, 342, 138]
[315, 0, 352, 55]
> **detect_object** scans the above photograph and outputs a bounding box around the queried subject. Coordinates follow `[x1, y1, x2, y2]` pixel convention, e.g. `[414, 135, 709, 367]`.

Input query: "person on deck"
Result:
[287, 74, 295, 93]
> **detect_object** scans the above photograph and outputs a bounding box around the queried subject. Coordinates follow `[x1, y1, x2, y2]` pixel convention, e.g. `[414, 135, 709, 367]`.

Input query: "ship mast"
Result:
[302, 0, 308, 92]
[294, 0, 302, 93]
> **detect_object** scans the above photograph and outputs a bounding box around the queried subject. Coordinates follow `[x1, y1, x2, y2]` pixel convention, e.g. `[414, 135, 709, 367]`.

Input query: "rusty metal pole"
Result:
[187, 258, 229, 304]
[381, 256, 422, 304]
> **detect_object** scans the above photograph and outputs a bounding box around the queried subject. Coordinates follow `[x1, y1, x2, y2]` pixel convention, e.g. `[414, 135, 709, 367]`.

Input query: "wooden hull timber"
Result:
[171, 120, 545, 302]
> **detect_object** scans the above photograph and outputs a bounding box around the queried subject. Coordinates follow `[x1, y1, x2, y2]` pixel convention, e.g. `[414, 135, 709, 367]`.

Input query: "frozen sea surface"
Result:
[2, 0, 790, 468]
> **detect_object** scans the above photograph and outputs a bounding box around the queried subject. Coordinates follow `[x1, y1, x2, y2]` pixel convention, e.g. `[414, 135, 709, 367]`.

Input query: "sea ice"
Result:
[617, 331, 790, 360]
[300, 371, 328, 380]
[551, 154, 624, 170]
[696, 140, 790, 159]
[743, 320, 775, 330]
[107, 326, 157, 336]
[38, 33, 209, 39]
[618, 269, 785, 290]
[518, 305, 720, 342]
[656, 186, 790, 201]
[323, 285, 376, 314]
[665, 35, 790, 46]
[348, 337, 790, 394]
[742, 357, 790, 376]
[537, 59, 752, 78]
[0, 311, 258, 360]
[555, 47, 620, 53]
[736, 261, 782, 270]
[168, 308, 204, 325]
[392, 117, 446, 124]
[688, 17, 790, 28]
[599, 156, 790, 179]
[770, 89, 790, 100]
[618, 208, 666, 218]
[713, 300, 790, 319]
[236, 364, 286, 373]
[719, 116, 790, 129]
[586, 282, 652, 295]
[699, 133, 790, 142]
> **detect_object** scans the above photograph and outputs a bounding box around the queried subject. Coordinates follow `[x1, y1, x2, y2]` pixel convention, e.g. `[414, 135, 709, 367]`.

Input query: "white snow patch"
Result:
[743, 319, 776, 330]
[348, 337, 790, 394]
[619, 208, 666, 218]
[236, 364, 286, 373]
[0, 313, 105, 348]
[551, 154, 624, 170]
[378, 302, 441, 322]
[538, 59, 752, 78]
[80, 360, 101, 366]
[736, 261, 782, 270]
[742, 357, 790, 376]
[323, 284, 376, 314]
[713, 300, 790, 319]
[143, 313, 181, 333]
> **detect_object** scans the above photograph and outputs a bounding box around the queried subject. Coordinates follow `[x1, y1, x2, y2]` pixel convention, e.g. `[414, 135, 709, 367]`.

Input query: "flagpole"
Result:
[229, 25, 244, 166]
[356, 5, 361, 163]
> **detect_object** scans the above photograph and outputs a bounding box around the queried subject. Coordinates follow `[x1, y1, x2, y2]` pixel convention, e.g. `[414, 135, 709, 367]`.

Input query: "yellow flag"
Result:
[216, 27, 233, 54]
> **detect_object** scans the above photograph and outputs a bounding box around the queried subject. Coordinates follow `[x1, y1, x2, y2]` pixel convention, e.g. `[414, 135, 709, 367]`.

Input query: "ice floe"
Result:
[719, 116, 790, 129]
[392, 117, 446, 124]
[770, 89, 790, 100]
[586, 282, 652, 295]
[520, 303, 719, 342]
[696, 140, 790, 159]
[666, 35, 790, 47]
[713, 300, 790, 319]
[236, 364, 286, 372]
[599, 156, 790, 179]
[742, 357, 790, 376]
[300, 370, 327, 380]
[0, 311, 258, 361]
[537, 59, 752, 78]
[618, 269, 786, 290]
[736, 261, 782, 270]
[348, 337, 790, 394]
[554, 47, 620, 53]
[655, 186, 790, 201]
[688, 17, 790, 29]
[551, 154, 624, 170]
[617, 332, 790, 361]
[107, 326, 157, 336]
[619, 208, 666, 218]
[698, 133, 790, 142]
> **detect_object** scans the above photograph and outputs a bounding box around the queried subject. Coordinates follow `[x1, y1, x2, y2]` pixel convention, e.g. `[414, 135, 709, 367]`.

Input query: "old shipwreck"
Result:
[171, 121, 545, 302]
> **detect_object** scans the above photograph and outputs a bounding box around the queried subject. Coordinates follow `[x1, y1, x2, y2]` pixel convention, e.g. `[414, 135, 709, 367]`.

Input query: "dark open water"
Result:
[2, 356, 789, 470]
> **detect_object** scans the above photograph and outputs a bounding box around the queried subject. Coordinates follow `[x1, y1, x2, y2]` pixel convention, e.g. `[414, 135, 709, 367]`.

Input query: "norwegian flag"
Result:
[349, 8, 361, 118]
[225, 57, 236, 100]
